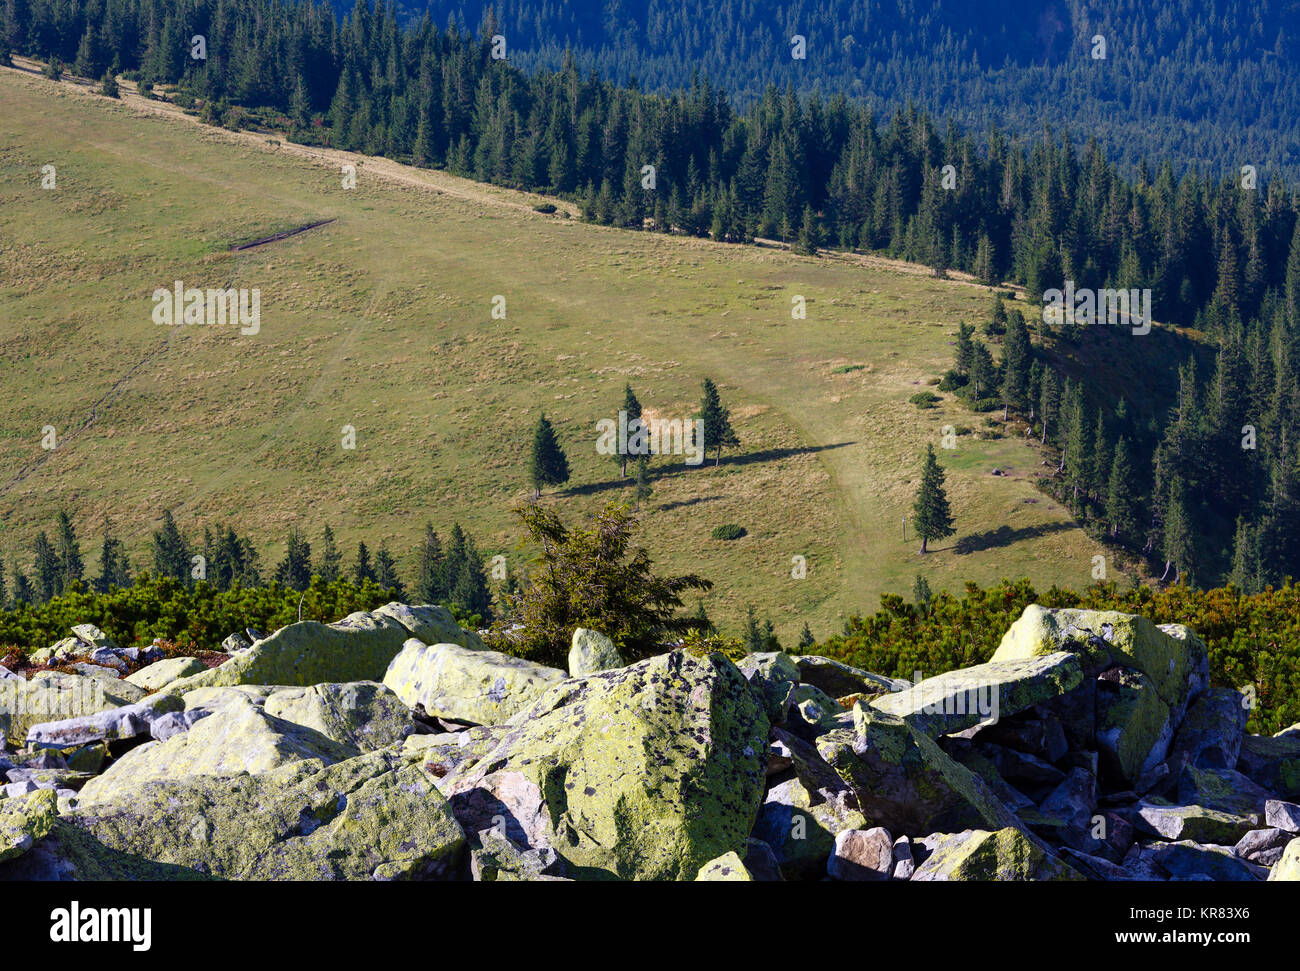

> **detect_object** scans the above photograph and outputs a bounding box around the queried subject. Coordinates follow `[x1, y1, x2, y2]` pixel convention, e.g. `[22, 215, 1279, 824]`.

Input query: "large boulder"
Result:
[815, 703, 1028, 837]
[76, 684, 414, 806]
[125, 657, 208, 692]
[0, 789, 58, 863]
[993, 606, 1208, 717]
[1095, 667, 1172, 786]
[0, 673, 143, 743]
[568, 629, 625, 677]
[910, 828, 1083, 881]
[440, 650, 770, 881]
[736, 652, 801, 724]
[157, 604, 480, 697]
[1135, 801, 1259, 844]
[1237, 729, 1300, 800]
[1177, 765, 1272, 818]
[24, 695, 184, 751]
[383, 639, 566, 726]
[695, 851, 754, 881]
[1145, 841, 1268, 881]
[0, 749, 466, 880]
[1269, 839, 1300, 881]
[871, 652, 1082, 738]
[792, 656, 906, 698]
[1166, 687, 1248, 774]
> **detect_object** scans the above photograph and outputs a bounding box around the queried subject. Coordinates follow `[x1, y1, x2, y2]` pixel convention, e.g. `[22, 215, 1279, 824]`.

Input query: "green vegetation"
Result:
[710, 524, 746, 541]
[485, 502, 712, 666]
[822, 578, 1300, 736]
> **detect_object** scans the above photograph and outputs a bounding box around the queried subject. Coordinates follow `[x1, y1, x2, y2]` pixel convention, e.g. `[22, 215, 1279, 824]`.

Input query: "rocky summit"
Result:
[0, 602, 1297, 881]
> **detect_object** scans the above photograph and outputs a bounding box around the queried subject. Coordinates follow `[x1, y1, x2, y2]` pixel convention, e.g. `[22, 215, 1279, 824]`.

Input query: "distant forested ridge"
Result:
[365, 0, 1300, 181]
[4, 0, 1300, 587]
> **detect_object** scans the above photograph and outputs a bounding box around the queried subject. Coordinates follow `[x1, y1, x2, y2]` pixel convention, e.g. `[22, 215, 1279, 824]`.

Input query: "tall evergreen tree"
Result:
[699, 377, 739, 465]
[374, 542, 405, 597]
[620, 383, 643, 477]
[1105, 437, 1141, 543]
[415, 524, 444, 602]
[316, 525, 342, 583]
[33, 530, 60, 602]
[352, 541, 375, 585]
[912, 445, 956, 554]
[95, 515, 131, 593]
[529, 413, 570, 497]
[152, 510, 191, 585]
[273, 527, 312, 591]
[55, 510, 83, 591]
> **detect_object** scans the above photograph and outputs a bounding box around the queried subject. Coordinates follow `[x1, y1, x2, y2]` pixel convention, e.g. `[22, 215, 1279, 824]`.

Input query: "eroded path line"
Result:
[231, 218, 337, 251]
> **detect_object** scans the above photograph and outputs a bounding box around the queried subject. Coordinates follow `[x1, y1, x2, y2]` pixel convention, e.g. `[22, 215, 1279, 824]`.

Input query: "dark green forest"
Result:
[367, 0, 1300, 181]
[4, 0, 1300, 588]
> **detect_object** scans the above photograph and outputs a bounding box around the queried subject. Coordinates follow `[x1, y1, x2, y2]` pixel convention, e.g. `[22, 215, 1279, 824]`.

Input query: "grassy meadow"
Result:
[0, 63, 1114, 642]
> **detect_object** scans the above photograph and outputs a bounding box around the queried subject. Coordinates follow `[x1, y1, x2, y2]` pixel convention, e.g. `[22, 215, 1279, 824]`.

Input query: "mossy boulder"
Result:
[1095, 667, 1172, 786]
[263, 681, 418, 754]
[0, 749, 466, 880]
[911, 828, 1083, 881]
[372, 603, 486, 651]
[441, 650, 770, 881]
[871, 652, 1082, 738]
[736, 652, 801, 723]
[1167, 687, 1249, 774]
[383, 639, 566, 726]
[0, 789, 58, 863]
[815, 703, 1026, 837]
[1176, 765, 1272, 817]
[993, 605, 1208, 714]
[696, 851, 753, 881]
[125, 657, 208, 692]
[568, 628, 625, 676]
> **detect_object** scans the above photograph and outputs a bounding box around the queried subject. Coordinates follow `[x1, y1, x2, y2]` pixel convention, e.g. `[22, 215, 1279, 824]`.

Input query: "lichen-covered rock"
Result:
[910, 828, 1083, 881]
[0, 789, 57, 863]
[383, 639, 566, 726]
[695, 851, 753, 881]
[872, 652, 1082, 738]
[157, 604, 480, 698]
[787, 682, 850, 739]
[262, 682, 417, 754]
[1237, 730, 1300, 800]
[1095, 667, 1172, 786]
[372, 603, 486, 652]
[470, 827, 567, 881]
[0, 749, 466, 880]
[815, 703, 1027, 837]
[1166, 687, 1248, 774]
[1269, 839, 1300, 881]
[0, 673, 143, 743]
[568, 628, 624, 676]
[76, 696, 358, 805]
[1146, 840, 1268, 881]
[793, 656, 906, 698]
[1177, 765, 1272, 818]
[125, 657, 207, 692]
[736, 652, 800, 724]
[1135, 800, 1259, 844]
[25, 694, 184, 750]
[993, 606, 1208, 716]
[1265, 800, 1300, 833]
[401, 727, 504, 783]
[441, 650, 770, 881]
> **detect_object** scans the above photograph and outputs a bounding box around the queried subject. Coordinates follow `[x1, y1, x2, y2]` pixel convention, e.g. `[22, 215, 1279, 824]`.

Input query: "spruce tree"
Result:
[0, 554, 6, 607]
[99, 71, 119, 97]
[12, 568, 33, 605]
[316, 525, 342, 583]
[529, 413, 570, 497]
[913, 445, 956, 554]
[273, 528, 312, 590]
[374, 542, 405, 597]
[798, 622, 815, 649]
[954, 322, 975, 376]
[415, 524, 444, 602]
[152, 510, 191, 585]
[1105, 437, 1141, 543]
[634, 455, 653, 505]
[352, 541, 375, 585]
[95, 515, 131, 593]
[699, 377, 739, 465]
[33, 530, 61, 602]
[56, 510, 83, 590]
[1001, 308, 1032, 415]
[621, 383, 643, 477]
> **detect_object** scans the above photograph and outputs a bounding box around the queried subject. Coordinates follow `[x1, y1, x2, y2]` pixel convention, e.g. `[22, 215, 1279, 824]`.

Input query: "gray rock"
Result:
[1177, 765, 1272, 817]
[1135, 801, 1258, 844]
[3, 781, 38, 798]
[148, 709, 213, 742]
[567, 628, 625, 677]
[1167, 687, 1248, 774]
[891, 835, 915, 880]
[1264, 799, 1300, 833]
[742, 837, 785, 881]
[0, 667, 20, 682]
[220, 632, 253, 653]
[26, 701, 168, 750]
[793, 655, 906, 698]
[828, 827, 894, 881]
[1234, 827, 1293, 863]
[1146, 840, 1268, 881]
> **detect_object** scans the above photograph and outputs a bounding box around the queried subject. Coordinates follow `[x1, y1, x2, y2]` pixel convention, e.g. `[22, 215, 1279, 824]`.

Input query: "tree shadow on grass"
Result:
[559, 442, 856, 499]
[949, 521, 1076, 555]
